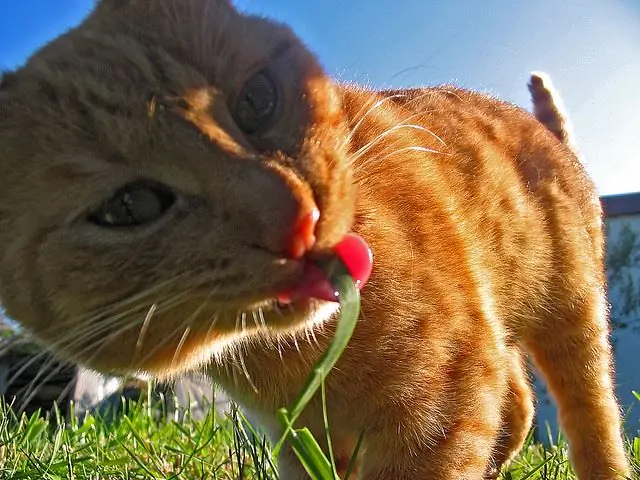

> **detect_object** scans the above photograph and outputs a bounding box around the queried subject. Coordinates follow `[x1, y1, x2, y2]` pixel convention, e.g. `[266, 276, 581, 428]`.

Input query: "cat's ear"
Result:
[93, 0, 130, 11]
[0, 71, 18, 118]
[95, 0, 234, 12]
[0, 71, 18, 92]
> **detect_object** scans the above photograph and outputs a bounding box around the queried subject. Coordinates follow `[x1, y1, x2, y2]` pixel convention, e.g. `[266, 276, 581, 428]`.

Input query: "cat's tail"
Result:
[528, 71, 576, 152]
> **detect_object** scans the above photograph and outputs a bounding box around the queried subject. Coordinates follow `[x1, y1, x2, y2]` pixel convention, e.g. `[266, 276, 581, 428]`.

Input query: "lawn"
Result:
[1, 389, 639, 480]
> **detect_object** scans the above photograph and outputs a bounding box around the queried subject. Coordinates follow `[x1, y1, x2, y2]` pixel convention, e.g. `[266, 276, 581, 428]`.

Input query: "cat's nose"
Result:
[286, 207, 320, 259]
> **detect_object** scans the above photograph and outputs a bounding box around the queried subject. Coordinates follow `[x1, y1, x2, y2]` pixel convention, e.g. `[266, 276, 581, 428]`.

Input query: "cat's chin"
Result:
[250, 297, 340, 333]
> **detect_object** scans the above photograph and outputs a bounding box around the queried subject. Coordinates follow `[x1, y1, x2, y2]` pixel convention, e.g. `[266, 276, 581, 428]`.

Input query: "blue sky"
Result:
[1, 0, 638, 195]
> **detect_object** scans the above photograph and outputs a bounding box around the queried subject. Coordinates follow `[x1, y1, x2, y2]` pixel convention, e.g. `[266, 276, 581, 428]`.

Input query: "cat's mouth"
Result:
[275, 234, 373, 305]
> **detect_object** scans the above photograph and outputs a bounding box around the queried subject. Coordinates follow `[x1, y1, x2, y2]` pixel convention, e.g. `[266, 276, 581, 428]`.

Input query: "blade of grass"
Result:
[343, 431, 364, 480]
[274, 258, 360, 456]
[320, 381, 339, 479]
[281, 424, 334, 480]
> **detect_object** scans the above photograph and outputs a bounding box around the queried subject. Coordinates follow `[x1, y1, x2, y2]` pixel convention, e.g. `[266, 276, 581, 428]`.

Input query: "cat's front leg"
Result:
[358, 364, 508, 479]
[360, 409, 502, 480]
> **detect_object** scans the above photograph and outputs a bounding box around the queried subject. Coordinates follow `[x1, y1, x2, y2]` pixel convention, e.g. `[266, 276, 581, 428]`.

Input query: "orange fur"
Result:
[0, 1, 629, 478]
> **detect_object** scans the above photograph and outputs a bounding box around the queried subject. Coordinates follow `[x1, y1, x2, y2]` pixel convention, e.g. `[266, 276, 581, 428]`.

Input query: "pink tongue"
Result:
[276, 234, 373, 304]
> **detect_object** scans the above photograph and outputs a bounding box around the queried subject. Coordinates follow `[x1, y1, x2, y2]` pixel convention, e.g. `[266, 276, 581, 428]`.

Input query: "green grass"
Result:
[0, 393, 639, 480]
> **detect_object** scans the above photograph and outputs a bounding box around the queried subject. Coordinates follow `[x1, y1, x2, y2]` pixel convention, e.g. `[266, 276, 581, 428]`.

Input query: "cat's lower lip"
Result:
[276, 233, 373, 304]
[276, 261, 338, 304]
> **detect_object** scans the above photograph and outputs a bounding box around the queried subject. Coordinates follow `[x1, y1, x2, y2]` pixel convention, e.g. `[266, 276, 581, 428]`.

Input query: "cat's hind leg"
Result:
[525, 269, 629, 478]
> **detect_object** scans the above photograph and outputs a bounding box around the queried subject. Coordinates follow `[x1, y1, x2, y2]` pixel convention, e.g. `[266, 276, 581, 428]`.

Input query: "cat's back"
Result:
[339, 84, 604, 333]
[342, 83, 591, 197]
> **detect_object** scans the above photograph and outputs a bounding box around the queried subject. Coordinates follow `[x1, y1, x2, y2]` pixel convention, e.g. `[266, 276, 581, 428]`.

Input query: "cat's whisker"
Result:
[258, 307, 267, 327]
[27, 303, 136, 342]
[131, 309, 197, 370]
[356, 145, 447, 175]
[4, 347, 60, 400]
[48, 314, 145, 363]
[374, 110, 448, 147]
[341, 94, 407, 149]
[234, 310, 241, 333]
[28, 273, 191, 341]
[50, 292, 192, 381]
[276, 335, 284, 361]
[3, 343, 89, 409]
[344, 90, 442, 151]
[170, 326, 192, 372]
[347, 117, 421, 164]
[54, 375, 79, 413]
[203, 310, 221, 345]
[0, 333, 25, 353]
[227, 343, 240, 387]
[16, 354, 69, 415]
[348, 123, 444, 168]
[292, 333, 301, 354]
[132, 303, 158, 366]
[410, 121, 447, 147]
[440, 89, 464, 101]
[50, 290, 192, 360]
[237, 341, 258, 394]
[308, 323, 320, 348]
[50, 276, 196, 353]
[129, 284, 224, 370]
[303, 324, 312, 346]
[81, 318, 148, 368]
[132, 319, 190, 372]
[167, 291, 218, 371]
[250, 310, 260, 330]
[252, 308, 276, 349]
[78, 273, 191, 320]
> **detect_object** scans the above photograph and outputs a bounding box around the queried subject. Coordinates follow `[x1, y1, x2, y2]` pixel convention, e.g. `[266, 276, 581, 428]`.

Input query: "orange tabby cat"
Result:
[0, 1, 630, 479]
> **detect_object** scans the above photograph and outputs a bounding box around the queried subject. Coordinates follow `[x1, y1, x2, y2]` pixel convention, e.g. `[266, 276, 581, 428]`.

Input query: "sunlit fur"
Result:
[0, 1, 630, 479]
[528, 71, 578, 154]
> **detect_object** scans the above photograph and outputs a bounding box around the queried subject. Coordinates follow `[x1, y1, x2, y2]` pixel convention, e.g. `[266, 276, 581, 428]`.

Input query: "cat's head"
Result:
[0, 0, 357, 375]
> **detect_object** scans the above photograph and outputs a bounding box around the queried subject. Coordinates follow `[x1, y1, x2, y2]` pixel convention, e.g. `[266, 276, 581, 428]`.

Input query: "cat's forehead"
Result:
[6, 0, 298, 103]
[90, 0, 298, 84]
[0, 0, 308, 158]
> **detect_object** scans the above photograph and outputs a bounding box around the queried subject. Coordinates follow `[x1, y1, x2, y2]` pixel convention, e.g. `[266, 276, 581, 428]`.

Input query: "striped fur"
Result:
[0, 1, 629, 478]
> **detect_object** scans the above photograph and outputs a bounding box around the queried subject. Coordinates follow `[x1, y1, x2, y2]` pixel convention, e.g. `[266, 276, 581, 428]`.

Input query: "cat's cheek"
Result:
[0, 231, 61, 337]
[61, 306, 235, 375]
[44, 297, 331, 375]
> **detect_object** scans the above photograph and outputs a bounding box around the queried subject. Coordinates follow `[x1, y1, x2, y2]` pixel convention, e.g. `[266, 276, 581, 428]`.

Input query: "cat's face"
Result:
[0, 0, 356, 375]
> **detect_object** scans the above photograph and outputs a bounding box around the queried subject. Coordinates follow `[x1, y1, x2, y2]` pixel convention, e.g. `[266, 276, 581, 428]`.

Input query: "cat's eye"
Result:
[233, 71, 278, 134]
[87, 181, 176, 228]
